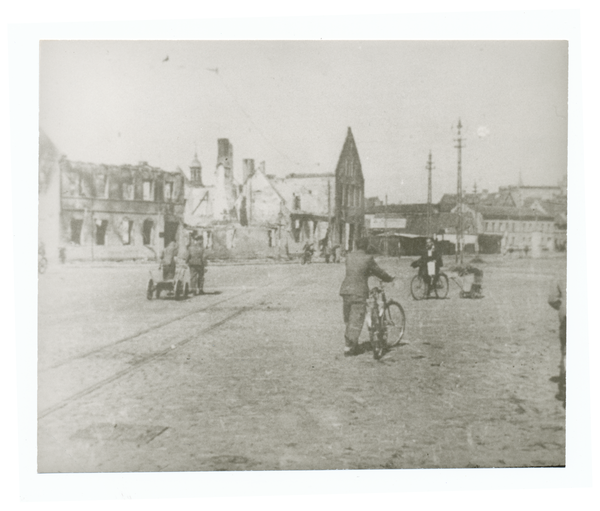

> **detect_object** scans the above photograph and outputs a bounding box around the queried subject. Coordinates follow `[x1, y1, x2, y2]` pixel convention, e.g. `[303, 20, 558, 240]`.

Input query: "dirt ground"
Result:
[37, 254, 566, 472]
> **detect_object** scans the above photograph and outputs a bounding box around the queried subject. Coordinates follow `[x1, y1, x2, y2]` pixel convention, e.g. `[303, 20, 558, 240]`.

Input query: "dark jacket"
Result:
[411, 245, 443, 274]
[548, 278, 566, 323]
[339, 249, 393, 299]
[187, 245, 206, 267]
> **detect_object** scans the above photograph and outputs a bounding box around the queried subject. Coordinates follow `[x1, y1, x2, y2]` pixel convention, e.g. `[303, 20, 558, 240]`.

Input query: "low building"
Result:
[476, 206, 556, 254]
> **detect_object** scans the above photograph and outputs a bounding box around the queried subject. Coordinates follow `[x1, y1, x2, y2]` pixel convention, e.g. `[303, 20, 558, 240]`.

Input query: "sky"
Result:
[39, 40, 568, 204]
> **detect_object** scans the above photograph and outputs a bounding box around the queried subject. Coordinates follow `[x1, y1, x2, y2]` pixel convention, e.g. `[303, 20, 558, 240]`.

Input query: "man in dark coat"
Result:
[160, 241, 178, 281]
[186, 237, 207, 295]
[339, 237, 394, 356]
[411, 237, 443, 296]
[548, 278, 567, 408]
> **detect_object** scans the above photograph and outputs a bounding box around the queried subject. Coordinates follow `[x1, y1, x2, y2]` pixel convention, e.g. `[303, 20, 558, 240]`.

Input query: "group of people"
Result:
[160, 235, 208, 295]
[302, 241, 343, 264]
[339, 235, 568, 410]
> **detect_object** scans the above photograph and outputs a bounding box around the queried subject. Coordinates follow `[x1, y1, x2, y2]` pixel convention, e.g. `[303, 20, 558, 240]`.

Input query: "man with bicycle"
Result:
[411, 237, 443, 297]
[339, 237, 393, 357]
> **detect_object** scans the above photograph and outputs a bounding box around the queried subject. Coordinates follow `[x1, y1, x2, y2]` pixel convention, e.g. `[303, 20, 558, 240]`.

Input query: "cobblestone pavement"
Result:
[38, 255, 566, 472]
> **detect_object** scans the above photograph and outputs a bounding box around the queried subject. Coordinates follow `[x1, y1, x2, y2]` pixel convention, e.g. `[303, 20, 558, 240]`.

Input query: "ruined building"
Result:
[39, 131, 186, 262]
[182, 138, 241, 254]
[275, 172, 335, 250]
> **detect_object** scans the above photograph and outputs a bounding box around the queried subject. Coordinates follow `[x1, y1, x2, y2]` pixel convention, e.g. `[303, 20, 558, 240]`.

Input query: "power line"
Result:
[212, 69, 301, 167]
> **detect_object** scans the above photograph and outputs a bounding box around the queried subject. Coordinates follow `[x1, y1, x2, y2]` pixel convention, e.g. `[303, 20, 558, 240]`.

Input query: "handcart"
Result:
[450, 266, 484, 299]
[146, 265, 191, 300]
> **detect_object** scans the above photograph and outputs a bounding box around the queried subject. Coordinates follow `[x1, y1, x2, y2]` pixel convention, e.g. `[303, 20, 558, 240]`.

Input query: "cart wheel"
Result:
[156, 286, 162, 299]
[184, 283, 189, 299]
[147, 279, 154, 300]
[175, 280, 183, 300]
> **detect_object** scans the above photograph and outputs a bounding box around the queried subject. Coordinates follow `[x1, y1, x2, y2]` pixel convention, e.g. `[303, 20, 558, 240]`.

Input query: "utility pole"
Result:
[384, 194, 388, 256]
[455, 119, 464, 264]
[426, 151, 433, 238]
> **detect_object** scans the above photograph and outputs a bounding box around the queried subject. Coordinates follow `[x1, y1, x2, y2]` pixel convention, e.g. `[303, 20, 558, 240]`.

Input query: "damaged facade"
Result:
[39, 131, 186, 262]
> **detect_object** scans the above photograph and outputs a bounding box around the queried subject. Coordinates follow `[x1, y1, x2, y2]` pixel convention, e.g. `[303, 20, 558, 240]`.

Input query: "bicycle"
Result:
[410, 270, 449, 300]
[367, 279, 406, 360]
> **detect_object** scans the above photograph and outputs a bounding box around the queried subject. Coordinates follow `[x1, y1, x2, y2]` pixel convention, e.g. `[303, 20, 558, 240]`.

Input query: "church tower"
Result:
[189, 151, 203, 186]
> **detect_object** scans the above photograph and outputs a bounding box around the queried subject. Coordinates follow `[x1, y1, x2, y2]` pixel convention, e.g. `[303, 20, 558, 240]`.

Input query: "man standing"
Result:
[187, 236, 207, 295]
[548, 278, 567, 408]
[339, 237, 393, 357]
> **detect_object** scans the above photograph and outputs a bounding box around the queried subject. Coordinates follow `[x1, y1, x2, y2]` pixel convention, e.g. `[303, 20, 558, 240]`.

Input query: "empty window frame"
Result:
[142, 219, 154, 245]
[70, 218, 83, 244]
[164, 182, 174, 201]
[142, 181, 152, 201]
[95, 219, 108, 245]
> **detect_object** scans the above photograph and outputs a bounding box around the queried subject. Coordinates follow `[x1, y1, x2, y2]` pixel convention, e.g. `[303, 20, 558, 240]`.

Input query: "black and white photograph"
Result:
[36, 38, 570, 475]
[6, 6, 596, 506]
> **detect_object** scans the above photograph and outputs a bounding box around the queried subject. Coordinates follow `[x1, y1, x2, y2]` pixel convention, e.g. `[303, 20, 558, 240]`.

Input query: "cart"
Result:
[146, 265, 191, 300]
[450, 266, 484, 299]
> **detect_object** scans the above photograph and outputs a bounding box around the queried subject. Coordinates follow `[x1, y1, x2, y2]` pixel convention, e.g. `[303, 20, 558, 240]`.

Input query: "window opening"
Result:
[70, 219, 83, 244]
[143, 219, 154, 245]
[95, 219, 108, 245]
[143, 181, 152, 201]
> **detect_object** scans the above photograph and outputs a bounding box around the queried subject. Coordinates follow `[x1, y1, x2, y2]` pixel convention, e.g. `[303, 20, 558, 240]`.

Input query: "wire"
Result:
[213, 69, 301, 167]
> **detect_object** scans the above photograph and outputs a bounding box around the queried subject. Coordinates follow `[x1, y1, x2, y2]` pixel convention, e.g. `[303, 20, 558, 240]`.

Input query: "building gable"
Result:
[335, 127, 363, 184]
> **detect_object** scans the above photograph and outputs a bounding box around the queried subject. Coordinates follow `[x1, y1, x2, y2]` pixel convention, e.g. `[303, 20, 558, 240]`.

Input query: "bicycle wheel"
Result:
[434, 273, 449, 299]
[410, 275, 427, 300]
[383, 301, 406, 347]
[372, 319, 385, 360]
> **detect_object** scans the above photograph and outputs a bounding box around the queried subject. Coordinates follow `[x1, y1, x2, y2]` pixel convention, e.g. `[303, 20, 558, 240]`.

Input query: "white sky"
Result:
[40, 40, 567, 203]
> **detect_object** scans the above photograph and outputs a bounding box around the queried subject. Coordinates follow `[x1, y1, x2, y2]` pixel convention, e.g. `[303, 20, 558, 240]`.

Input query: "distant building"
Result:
[365, 203, 477, 256]
[332, 127, 365, 251]
[276, 172, 334, 249]
[39, 131, 186, 262]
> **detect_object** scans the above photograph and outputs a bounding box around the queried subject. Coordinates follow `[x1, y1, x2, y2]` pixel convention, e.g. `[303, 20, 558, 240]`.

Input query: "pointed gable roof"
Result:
[335, 127, 363, 184]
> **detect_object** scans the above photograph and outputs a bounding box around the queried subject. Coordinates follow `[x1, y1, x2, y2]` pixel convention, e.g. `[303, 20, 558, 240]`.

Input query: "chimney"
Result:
[217, 139, 233, 170]
[243, 159, 255, 183]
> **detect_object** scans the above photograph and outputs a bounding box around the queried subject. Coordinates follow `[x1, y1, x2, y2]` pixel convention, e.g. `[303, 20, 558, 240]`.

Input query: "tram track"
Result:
[38, 273, 304, 421]
[45, 287, 257, 371]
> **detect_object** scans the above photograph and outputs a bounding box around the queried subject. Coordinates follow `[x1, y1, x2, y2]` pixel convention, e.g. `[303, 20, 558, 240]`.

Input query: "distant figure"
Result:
[524, 245, 530, 258]
[323, 243, 332, 264]
[332, 244, 341, 263]
[187, 237, 207, 295]
[301, 241, 314, 264]
[339, 237, 394, 357]
[160, 241, 178, 280]
[548, 278, 567, 408]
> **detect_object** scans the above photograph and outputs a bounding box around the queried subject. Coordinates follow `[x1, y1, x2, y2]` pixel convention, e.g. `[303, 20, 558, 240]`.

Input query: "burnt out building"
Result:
[332, 127, 365, 251]
[59, 159, 185, 261]
[39, 132, 186, 262]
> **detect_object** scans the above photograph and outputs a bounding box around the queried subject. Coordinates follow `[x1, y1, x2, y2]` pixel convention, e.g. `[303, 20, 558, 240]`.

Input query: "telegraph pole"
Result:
[426, 151, 433, 238]
[455, 119, 464, 264]
[384, 194, 388, 256]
